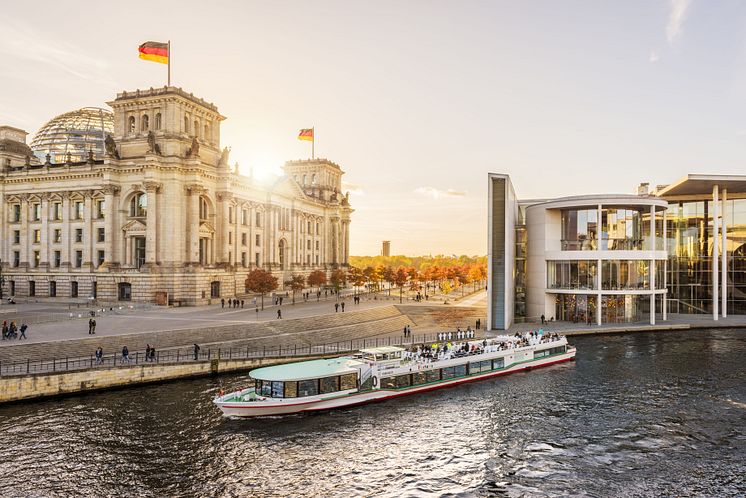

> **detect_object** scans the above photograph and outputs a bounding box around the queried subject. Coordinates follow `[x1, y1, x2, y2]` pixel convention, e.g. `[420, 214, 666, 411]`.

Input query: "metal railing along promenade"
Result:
[0, 332, 477, 377]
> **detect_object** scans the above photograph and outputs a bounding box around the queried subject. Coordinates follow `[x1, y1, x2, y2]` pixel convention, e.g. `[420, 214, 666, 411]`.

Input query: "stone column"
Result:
[649, 205, 655, 325]
[101, 185, 119, 268]
[83, 192, 93, 268]
[330, 217, 339, 265]
[61, 193, 70, 268]
[186, 185, 202, 265]
[20, 194, 29, 268]
[722, 189, 728, 317]
[713, 185, 719, 321]
[217, 192, 232, 265]
[144, 181, 160, 265]
[39, 194, 49, 269]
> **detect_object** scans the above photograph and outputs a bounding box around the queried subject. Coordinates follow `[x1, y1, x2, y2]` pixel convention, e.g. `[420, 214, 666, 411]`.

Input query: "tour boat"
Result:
[213, 333, 576, 417]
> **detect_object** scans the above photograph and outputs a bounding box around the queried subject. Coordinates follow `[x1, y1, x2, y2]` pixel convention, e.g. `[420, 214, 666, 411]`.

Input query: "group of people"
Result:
[92, 344, 158, 365]
[1, 320, 27, 340]
[402, 324, 413, 337]
[221, 298, 245, 309]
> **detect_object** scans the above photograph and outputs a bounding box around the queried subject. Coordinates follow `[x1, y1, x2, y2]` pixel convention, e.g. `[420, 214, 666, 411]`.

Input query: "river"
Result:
[1, 329, 744, 497]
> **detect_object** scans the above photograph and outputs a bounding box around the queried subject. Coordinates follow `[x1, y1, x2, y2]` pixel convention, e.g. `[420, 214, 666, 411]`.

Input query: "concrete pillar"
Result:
[722, 189, 727, 318]
[662, 207, 667, 321]
[650, 205, 655, 325]
[713, 185, 719, 321]
[145, 182, 159, 264]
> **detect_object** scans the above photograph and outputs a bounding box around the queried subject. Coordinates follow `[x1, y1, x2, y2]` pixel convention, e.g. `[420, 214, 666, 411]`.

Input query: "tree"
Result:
[307, 270, 327, 300]
[288, 274, 306, 304]
[363, 266, 377, 292]
[394, 266, 409, 304]
[347, 266, 366, 295]
[383, 266, 395, 296]
[245, 269, 278, 310]
[330, 269, 347, 297]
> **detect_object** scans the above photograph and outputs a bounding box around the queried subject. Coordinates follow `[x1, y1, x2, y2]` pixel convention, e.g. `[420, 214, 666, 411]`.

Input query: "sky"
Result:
[2, 1, 746, 256]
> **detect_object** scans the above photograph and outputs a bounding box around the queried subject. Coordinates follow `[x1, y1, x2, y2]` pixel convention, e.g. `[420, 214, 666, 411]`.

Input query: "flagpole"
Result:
[167, 40, 171, 86]
[312, 126, 315, 159]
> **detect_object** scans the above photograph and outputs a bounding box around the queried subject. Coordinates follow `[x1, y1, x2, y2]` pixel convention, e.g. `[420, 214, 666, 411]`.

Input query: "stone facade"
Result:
[0, 87, 353, 305]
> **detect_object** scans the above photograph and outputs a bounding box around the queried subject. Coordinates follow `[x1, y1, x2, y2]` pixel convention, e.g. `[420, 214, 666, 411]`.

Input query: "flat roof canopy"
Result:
[657, 174, 746, 197]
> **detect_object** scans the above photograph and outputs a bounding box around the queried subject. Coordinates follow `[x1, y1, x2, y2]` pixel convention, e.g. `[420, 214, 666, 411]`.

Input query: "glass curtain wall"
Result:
[561, 209, 598, 250]
[600, 295, 647, 323]
[555, 294, 597, 323]
[601, 260, 651, 290]
[601, 208, 648, 250]
[547, 260, 597, 289]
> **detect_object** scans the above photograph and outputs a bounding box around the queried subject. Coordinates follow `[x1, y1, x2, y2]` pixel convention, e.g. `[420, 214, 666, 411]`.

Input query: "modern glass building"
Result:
[488, 173, 746, 329]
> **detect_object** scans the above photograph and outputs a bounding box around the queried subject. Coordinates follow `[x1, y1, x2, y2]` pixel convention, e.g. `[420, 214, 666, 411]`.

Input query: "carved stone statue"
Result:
[147, 131, 161, 155]
[220, 146, 230, 166]
[104, 134, 119, 159]
[186, 137, 200, 158]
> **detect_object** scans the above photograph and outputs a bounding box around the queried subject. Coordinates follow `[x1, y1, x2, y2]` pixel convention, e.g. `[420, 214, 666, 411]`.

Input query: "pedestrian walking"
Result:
[476, 318, 481, 330]
[341, 301, 345, 312]
[255, 308, 259, 319]
[241, 299, 244, 308]
[335, 303, 339, 313]
[277, 309, 282, 319]
[540, 314, 545, 325]
[95, 347, 103, 365]
[122, 345, 130, 363]
[149, 345, 156, 361]
[18, 323, 27, 340]
[403, 325, 407, 337]
[221, 298, 225, 309]
[193, 343, 201, 360]
[1, 321, 7, 340]
[146, 344, 152, 361]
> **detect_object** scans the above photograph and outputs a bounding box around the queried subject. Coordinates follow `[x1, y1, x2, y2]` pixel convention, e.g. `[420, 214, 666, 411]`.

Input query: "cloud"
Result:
[342, 182, 365, 195]
[413, 186, 467, 199]
[649, 51, 660, 63]
[666, 0, 691, 45]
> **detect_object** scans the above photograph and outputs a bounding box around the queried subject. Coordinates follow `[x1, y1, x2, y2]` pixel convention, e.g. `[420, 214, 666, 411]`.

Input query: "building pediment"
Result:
[199, 221, 215, 236]
[121, 218, 147, 234]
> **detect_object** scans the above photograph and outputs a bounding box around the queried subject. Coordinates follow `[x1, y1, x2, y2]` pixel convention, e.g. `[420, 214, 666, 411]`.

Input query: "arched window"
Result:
[312, 174, 317, 184]
[184, 116, 189, 134]
[128, 116, 136, 134]
[141, 114, 149, 132]
[155, 113, 162, 130]
[130, 193, 147, 217]
[194, 120, 200, 138]
[279, 240, 286, 269]
[302, 175, 307, 185]
[199, 197, 209, 220]
[204, 123, 210, 141]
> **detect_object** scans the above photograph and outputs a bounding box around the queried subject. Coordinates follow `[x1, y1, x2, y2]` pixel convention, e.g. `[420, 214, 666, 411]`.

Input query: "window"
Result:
[184, 116, 190, 134]
[9, 280, 15, 296]
[92, 281, 97, 298]
[315, 240, 320, 251]
[307, 240, 311, 250]
[241, 233, 247, 245]
[32, 203, 41, 221]
[118, 282, 132, 301]
[547, 261, 598, 290]
[155, 113, 162, 130]
[298, 379, 319, 397]
[33, 229, 40, 243]
[75, 229, 83, 243]
[316, 223, 320, 235]
[312, 174, 317, 184]
[52, 202, 62, 220]
[13, 251, 19, 267]
[319, 376, 339, 394]
[302, 174, 307, 185]
[255, 211, 261, 227]
[255, 234, 261, 246]
[96, 199, 105, 219]
[128, 116, 136, 133]
[271, 381, 284, 398]
[97, 227, 105, 242]
[12, 204, 20, 222]
[49, 281, 56, 297]
[560, 209, 598, 250]
[97, 250, 105, 267]
[75, 250, 82, 268]
[54, 229, 62, 243]
[53, 251, 61, 268]
[492, 358, 505, 370]
[13, 230, 19, 244]
[131, 193, 147, 217]
[284, 381, 298, 398]
[255, 252, 260, 267]
[141, 114, 149, 132]
[315, 255, 319, 265]
[29, 281, 35, 297]
[307, 221, 311, 233]
[228, 232, 232, 244]
[71, 281, 78, 298]
[601, 208, 646, 250]
[33, 251, 40, 267]
[241, 252, 247, 267]
[601, 260, 650, 290]
[242, 209, 247, 225]
[204, 123, 210, 141]
[74, 201, 84, 220]
[228, 207, 233, 224]
[199, 197, 209, 220]
[210, 281, 220, 298]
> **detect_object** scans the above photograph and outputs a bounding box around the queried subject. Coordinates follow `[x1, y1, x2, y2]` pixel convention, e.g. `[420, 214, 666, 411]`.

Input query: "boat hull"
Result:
[215, 348, 576, 417]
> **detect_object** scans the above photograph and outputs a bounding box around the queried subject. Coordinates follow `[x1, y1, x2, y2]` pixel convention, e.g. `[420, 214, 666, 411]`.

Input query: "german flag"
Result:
[298, 128, 314, 141]
[138, 41, 169, 65]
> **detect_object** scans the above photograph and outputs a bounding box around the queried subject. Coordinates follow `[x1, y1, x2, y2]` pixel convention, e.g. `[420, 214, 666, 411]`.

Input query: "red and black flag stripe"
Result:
[138, 41, 169, 65]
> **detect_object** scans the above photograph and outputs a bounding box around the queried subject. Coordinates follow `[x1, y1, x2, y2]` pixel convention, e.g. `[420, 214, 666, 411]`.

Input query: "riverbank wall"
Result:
[0, 355, 333, 405]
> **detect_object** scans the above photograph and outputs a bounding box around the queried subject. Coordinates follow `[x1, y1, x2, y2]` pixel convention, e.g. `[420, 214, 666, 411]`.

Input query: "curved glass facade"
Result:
[30, 107, 114, 163]
[561, 207, 664, 251]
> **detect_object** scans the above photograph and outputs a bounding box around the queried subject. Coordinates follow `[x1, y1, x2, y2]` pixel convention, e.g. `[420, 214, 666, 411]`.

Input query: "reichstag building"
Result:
[0, 87, 352, 305]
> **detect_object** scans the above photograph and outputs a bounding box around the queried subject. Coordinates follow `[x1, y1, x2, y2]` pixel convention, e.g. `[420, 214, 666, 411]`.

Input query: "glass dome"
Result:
[30, 107, 114, 163]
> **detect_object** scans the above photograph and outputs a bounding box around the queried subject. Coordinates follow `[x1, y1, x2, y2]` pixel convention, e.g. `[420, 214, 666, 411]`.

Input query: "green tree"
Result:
[245, 269, 278, 310]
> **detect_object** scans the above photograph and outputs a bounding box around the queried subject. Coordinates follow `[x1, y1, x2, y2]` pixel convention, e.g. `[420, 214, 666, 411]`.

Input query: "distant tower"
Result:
[382, 240, 391, 257]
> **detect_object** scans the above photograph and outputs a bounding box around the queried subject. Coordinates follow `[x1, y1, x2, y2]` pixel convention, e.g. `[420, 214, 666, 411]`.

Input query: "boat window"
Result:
[259, 381, 272, 397]
[412, 372, 428, 385]
[395, 374, 411, 388]
[284, 381, 298, 398]
[469, 361, 482, 374]
[493, 358, 505, 370]
[298, 379, 319, 397]
[442, 367, 456, 380]
[381, 377, 397, 389]
[340, 373, 357, 391]
[360, 376, 374, 391]
[480, 360, 492, 372]
[549, 346, 566, 355]
[453, 364, 467, 377]
[254, 379, 261, 392]
[319, 376, 339, 394]
[271, 381, 284, 398]
[425, 369, 440, 383]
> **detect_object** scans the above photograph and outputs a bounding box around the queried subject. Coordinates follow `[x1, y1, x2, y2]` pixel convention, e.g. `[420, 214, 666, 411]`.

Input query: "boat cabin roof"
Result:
[359, 346, 405, 355]
[250, 357, 363, 382]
